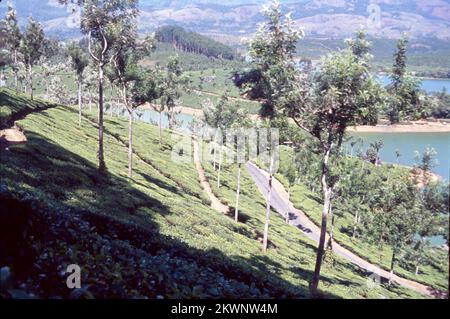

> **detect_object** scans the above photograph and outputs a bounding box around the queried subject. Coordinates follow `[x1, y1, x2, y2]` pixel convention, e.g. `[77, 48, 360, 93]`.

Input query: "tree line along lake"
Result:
[137, 76, 449, 180]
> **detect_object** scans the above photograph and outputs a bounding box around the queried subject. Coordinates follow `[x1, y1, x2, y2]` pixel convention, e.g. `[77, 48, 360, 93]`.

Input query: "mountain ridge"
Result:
[0, 0, 449, 41]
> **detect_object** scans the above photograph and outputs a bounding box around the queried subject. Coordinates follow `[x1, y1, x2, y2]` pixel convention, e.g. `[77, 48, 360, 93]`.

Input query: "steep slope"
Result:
[0, 89, 425, 298]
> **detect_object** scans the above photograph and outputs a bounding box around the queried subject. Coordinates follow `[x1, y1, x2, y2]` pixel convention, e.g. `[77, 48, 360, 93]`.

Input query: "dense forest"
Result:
[155, 25, 238, 60]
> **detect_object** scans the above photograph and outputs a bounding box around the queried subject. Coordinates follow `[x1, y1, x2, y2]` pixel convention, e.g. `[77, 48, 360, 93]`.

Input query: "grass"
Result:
[0, 88, 426, 299]
[0, 89, 58, 128]
[273, 146, 448, 292]
[186, 68, 242, 97]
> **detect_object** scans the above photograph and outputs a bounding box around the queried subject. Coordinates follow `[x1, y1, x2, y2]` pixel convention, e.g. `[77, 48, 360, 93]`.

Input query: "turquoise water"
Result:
[377, 75, 450, 93]
[139, 110, 193, 132]
[347, 132, 449, 180]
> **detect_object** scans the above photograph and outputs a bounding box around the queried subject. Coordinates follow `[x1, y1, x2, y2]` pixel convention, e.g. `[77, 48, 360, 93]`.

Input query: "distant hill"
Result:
[155, 25, 238, 60]
[1, 0, 449, 42]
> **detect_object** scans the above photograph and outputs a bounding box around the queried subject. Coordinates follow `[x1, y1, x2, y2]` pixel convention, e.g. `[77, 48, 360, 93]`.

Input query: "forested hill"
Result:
[155, 25, 238, 60]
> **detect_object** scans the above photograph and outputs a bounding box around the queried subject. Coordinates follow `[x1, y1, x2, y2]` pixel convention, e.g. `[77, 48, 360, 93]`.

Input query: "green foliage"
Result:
[1, 5, 21, 70]
[145, 43, 247, 72]
[202, 94, 248, 132]
[245, 0, 303, 117]
[67, 42, 89, 81]
[19, 16, 45, 68]
[156, 25, 238, 60]
[387, 37, 423, 123]
[0, 90, 427, 299]
[274, 145, 449, 291]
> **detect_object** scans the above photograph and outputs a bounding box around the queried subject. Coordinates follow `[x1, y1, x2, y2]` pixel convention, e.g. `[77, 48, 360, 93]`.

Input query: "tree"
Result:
[83, 63, 97, 112]
[277, 42, 384, 294]
[109, 25, 157, 177]
[231, 126, 249, 224]
[346, 30, 371, 66]
[369, 176, 421, 284]
[237, 0, 302, 252]
[202, 94, 247, 189]
[388, 36, 421, 123]
[47, 75, 71, 105]
[246, 0, 303, 118]
[281, 152, 298, 223]
[19, 16, 45, 100]
[80, 0, 139, 173]
[3, 5, 21, 93]
[68, 41, 89, 126]
[146, 55, 187, 149]
[112, 52, 140, 178]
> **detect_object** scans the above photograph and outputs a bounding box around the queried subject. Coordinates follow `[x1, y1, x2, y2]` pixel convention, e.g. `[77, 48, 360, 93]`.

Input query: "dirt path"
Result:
[0, 126, 27, 143]
[192, 138, 229, 214]
[0, 125, 27, 150]
[246, 162, 446, 298]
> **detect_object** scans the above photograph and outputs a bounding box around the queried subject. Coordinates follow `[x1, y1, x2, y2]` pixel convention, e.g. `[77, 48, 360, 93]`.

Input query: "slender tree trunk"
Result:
[379, 238, 384, 264]
[352, 211, 358, 239]
[213, 142, 217, 170]
[234, 163, 241, 223]
[78, 79, 82, 127]
[310, 148, 332, 295]
[263, 154, 275, 253]
[327, 205, 335, 250]
[128, 109, 133, 178]
[13, 50, 18, 93]
[88, 89, 92, 112]
[97, 64, 106, 173]
[159, 111, 162, 149]
[286, 186, 291, 223]
[217, 146, 222, 188]
[389, 250, 396, 285]
[109, 82, 114, 118]
[28, 64, 33, 100]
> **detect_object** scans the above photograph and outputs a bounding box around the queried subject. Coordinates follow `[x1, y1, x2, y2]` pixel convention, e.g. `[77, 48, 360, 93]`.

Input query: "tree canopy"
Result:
[156, 25, 237, 60]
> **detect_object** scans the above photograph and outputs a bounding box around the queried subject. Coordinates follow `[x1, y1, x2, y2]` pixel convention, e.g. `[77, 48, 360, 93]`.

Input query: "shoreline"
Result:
[376, 72, 450, 82]
[348, 123, 450, 133]
[140, 104, 450, 133]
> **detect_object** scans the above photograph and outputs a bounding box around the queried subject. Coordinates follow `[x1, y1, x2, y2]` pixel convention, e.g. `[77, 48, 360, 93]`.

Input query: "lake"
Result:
[376, 75, 450, 93]
[347, 132, 449, 180]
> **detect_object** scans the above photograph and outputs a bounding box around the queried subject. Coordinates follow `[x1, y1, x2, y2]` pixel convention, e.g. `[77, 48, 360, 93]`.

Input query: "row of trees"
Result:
[1, 7, 50, 100]
[2, 1, 190, 180]
[64, 0, 188, 177]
